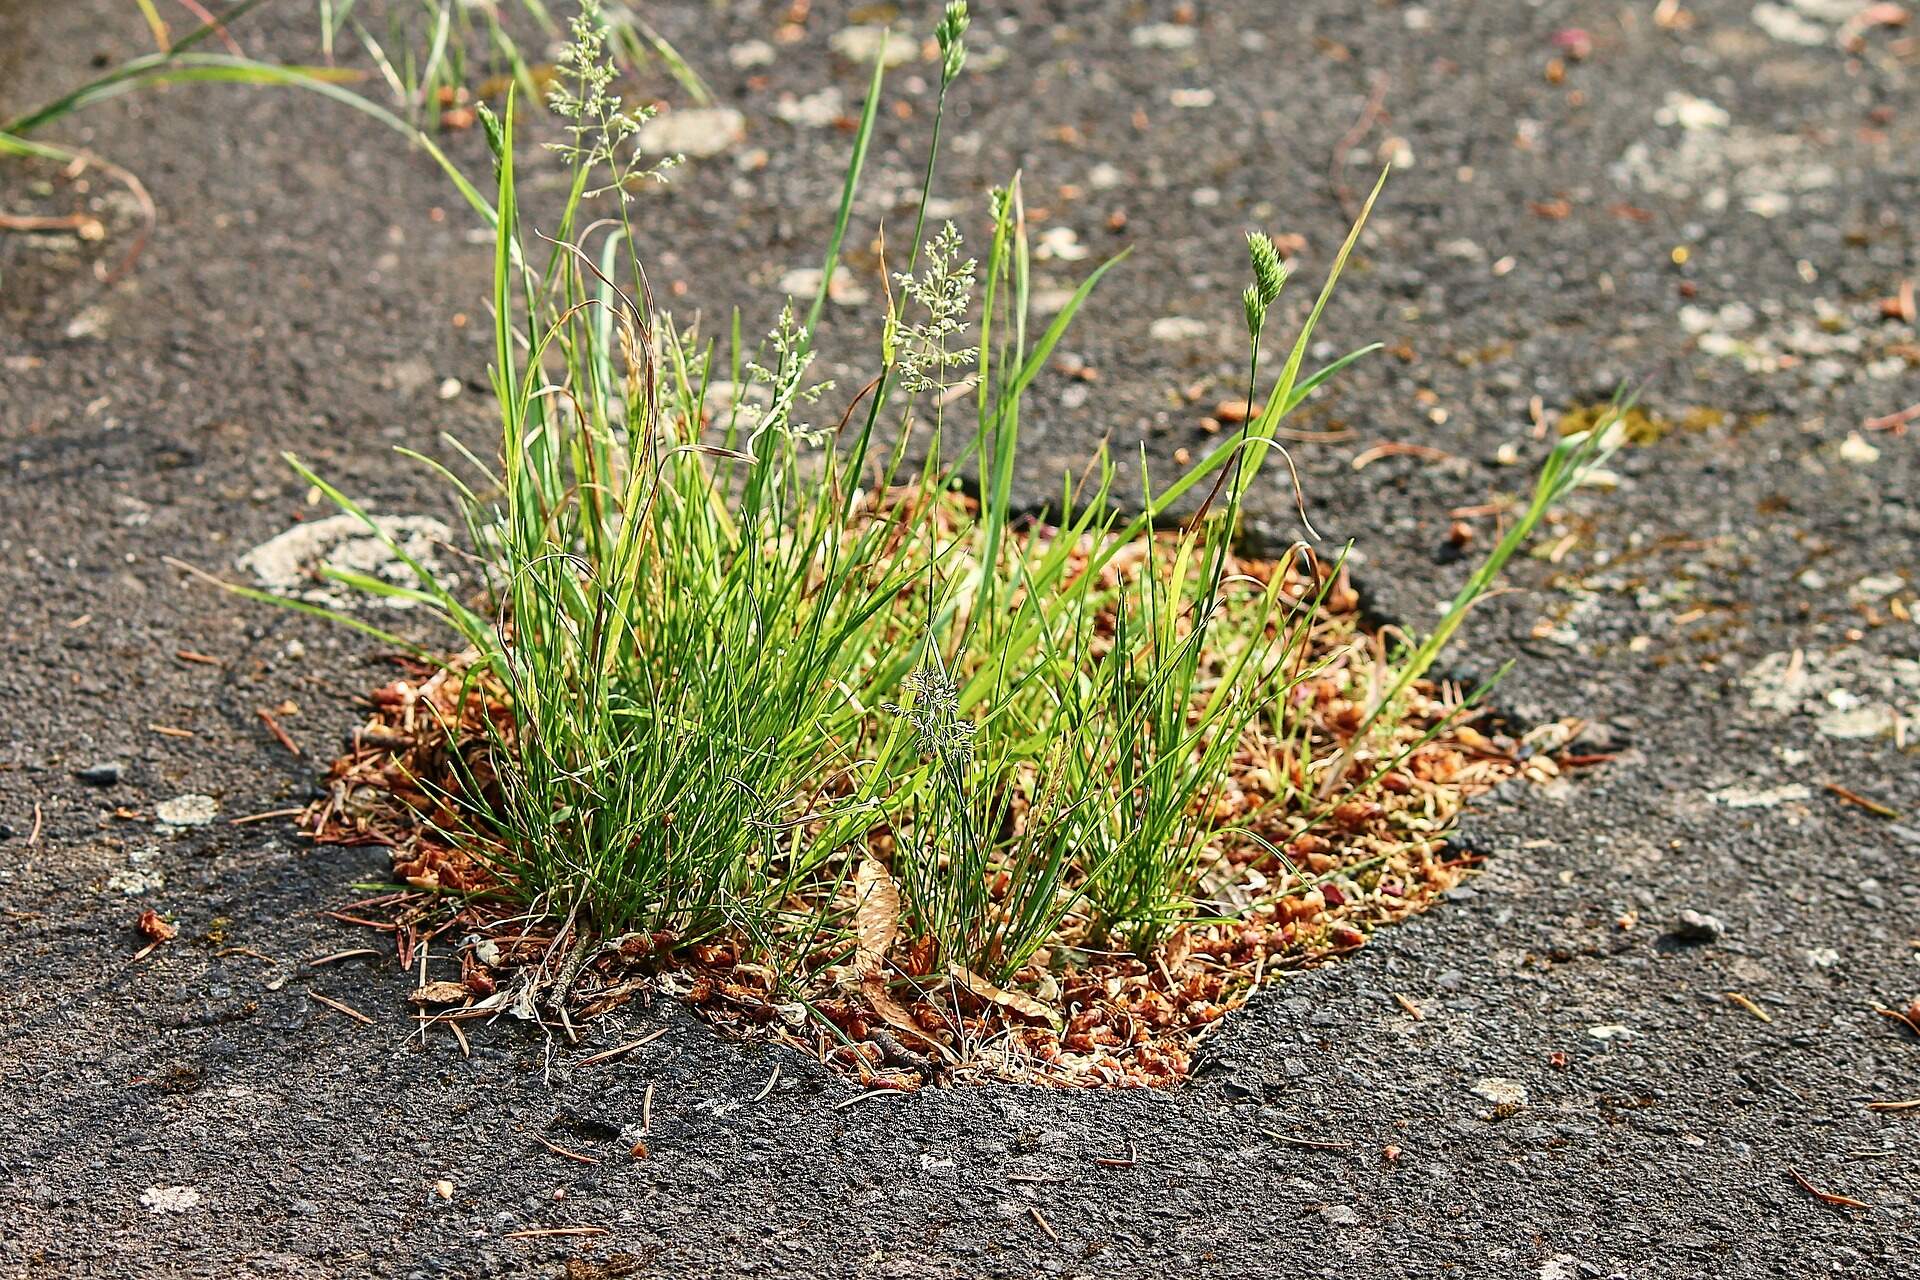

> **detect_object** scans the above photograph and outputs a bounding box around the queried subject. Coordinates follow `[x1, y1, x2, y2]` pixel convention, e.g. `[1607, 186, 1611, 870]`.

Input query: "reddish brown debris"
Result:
[135, 909, 176, 944]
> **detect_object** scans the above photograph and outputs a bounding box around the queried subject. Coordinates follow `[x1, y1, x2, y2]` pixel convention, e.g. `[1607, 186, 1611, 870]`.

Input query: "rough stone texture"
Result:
[1, 1, 1914, 1276]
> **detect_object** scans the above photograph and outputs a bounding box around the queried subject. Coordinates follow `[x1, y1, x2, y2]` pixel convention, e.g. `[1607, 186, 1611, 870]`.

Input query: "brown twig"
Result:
[0, 212, 103, 234]
[1092, 1141, 1139, 1168]
[319, 911, 399, 931]
[1824, 782, 1901, 820]
[59, 150, 156, 284]
[1788, 1168, 1872, 1210]
[1865, 402, 1919, 434]
[1873, 1004, 1920, 1036]
[1260, 1128, 1352, 1151]
[308, 991, 375, 1025]
[231, 807, 305, 826]
[257, 707, 302, 757]
[1449, 500, 1514, 520]
[576, 1027, 668, 1066]
[1029, 1207, 1060, 1243]
[1352, 442, 1454, 471]
[310, 948, 380, 966]
[1864, 1098, 1919, 1112]
[533, 1134, 601, 1166]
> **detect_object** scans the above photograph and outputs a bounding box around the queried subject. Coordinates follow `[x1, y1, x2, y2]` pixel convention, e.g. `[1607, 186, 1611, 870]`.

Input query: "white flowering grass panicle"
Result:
[890, 222, 979, 398]
[545, 0, 680, 197]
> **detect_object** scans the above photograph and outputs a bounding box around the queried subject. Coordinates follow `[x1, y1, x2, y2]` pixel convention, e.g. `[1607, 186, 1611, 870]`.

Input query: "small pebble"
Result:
[140, 1185, 201, 1214]
[1130, 23, 1197, 50]
[1221, 1076, 1261, 1101]
[74, 761, 123, 786]
[156, 794, 219, 827]
[1671, 909, 1725, 943]
[1470, 1077, 1528, 1107]
[634, 107, 746, 159]
[830, 25, 915, 66]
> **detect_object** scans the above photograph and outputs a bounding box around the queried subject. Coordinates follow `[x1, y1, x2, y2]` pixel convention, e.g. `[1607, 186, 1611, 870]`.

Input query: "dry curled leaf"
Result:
[408, 981, 471, 1006]
[852, 857, 900, 977]
[949, 963, 1062, 1028]
[861, 972, 939, 1049]
[135, 909, 176, 944]
[849, 859, 946, 1052]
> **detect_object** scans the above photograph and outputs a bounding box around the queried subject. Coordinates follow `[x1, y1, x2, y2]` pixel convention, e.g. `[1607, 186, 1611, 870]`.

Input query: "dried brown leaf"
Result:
[949, 964, 1062, 1028]
[860, 972, 932, 1044]
[408, 981, 471, 1006]
[135, 909, 176, 944]
[852, 857, 899, 977]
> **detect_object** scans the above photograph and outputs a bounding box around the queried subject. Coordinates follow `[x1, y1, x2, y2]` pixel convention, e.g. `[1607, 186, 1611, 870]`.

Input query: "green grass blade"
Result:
[801, 45, 885, 342]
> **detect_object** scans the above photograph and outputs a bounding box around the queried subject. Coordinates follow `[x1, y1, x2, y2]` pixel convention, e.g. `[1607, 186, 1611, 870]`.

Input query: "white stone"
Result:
[1753, 3, 1828, 44]
[64, 306, 110, 340]
[728, 39, 775, 68]
[238, 512, 456, 612]
[774, 88, 845, 129]
[1148, 317, 1212, 343]
[141, 1186, 202, 1214]
[1470, 1077, 1528, 1106]
[1839, 432, 1880, 465]
[156, 794, 219, 827]
[1130, 23, 1196, 50]
[830, 25, 915, 66]
[107, 849, 165, 896]
[1655, 92, 1729, 131]
[1032, 226, 1089, 263]
[1709, 782, 1812, 808]
[636, 107, 745, 158]
[776, 266, 868, 307]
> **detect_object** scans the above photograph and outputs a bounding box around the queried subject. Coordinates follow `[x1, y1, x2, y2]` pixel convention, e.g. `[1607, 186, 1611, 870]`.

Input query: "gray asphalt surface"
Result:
[1, 1, 1915, 1275]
